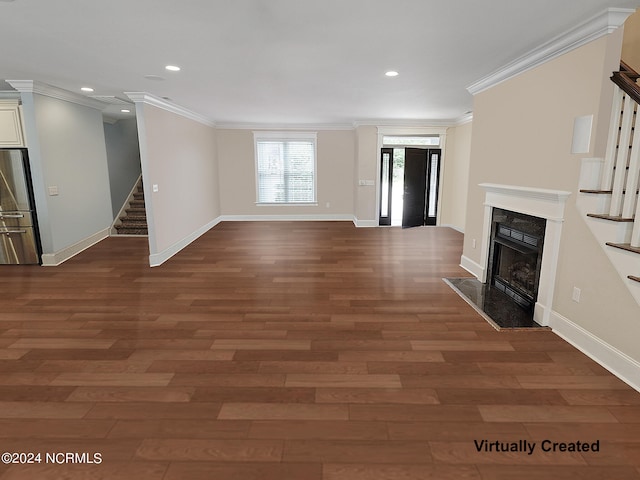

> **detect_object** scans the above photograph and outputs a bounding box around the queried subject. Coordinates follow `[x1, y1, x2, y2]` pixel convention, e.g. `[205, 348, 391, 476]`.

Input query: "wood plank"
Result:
[0, 222, 638, 479]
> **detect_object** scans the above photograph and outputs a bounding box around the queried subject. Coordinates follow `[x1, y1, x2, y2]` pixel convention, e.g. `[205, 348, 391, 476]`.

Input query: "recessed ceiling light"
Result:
[121, 109, 131, 113]
[81, 87, 94, 92]
[385, 71, 399, 77]
[165, 65, 181, 72]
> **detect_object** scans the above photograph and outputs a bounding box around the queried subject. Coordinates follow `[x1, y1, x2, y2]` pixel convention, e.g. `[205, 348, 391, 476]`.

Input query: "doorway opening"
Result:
[379, 136, 441, 227]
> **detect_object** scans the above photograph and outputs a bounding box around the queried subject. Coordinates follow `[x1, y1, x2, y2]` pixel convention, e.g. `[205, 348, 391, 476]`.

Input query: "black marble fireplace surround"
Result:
[448, 208, 547, 329]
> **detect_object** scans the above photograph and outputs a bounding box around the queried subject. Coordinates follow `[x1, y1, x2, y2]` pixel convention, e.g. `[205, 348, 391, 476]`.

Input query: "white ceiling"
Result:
[1, 0, 639, 125]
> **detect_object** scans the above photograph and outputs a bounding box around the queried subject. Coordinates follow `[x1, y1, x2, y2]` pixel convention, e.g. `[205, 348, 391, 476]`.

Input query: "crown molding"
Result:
[353, 118, 455, 128]
[5, 80, 106, 110]
[216, 122, 354, 131]
[454, 112, 473, 126]
[467, 7, 635, 95]
[124, 92, 216, 128]
[0, 91, 21, 100]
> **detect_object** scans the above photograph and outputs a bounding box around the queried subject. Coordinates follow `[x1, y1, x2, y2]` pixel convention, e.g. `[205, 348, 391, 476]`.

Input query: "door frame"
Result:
[375, 127, 447, 227]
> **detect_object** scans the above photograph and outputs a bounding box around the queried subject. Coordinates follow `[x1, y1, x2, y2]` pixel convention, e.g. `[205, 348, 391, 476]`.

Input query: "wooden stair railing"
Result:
[582, 62, 640, 286]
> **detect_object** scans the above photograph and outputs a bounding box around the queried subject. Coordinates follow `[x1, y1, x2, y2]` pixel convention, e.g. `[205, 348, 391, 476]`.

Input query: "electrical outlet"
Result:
[472, 239, 477, 249]
[572, 287, 581, 303]
[325, 202, 330, 208]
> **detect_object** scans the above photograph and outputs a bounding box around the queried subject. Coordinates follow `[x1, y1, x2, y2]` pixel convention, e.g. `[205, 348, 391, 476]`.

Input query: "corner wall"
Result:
[133, 101, 219, 266]
[20, 92, 113, 264]
[462, 29, 640, 370]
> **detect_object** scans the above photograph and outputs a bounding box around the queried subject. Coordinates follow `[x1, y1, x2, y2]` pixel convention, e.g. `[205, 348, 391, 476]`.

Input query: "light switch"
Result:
[48, 186, 59, 196]
[152, 184, 159, 193]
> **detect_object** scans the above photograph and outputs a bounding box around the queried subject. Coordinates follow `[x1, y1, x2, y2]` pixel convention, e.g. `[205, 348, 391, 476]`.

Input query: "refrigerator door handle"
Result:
[2, 229, 27, 234]
[0, 214, 25, 219]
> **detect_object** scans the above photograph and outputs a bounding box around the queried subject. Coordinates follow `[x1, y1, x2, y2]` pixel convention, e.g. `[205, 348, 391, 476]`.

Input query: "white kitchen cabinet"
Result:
[0, 100, 26, 147]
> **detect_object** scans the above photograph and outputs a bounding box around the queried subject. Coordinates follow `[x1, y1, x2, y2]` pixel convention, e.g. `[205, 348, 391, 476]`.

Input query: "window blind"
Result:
[255, 134, 316, 204]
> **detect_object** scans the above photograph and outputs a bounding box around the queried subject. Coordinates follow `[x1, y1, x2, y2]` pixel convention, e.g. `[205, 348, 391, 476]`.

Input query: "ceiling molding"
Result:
[5, 80, 106, 110]
[217, 122, 354, 131]
[0, 91, 21, 100]
[467, 7, 635, 95]
[125, 92, 216, 128]
[353, 118, 454, 128]
[454, 112, 473, 126]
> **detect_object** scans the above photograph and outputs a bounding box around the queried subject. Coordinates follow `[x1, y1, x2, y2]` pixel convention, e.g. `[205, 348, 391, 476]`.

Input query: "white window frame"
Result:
[253, 131, 318, 206]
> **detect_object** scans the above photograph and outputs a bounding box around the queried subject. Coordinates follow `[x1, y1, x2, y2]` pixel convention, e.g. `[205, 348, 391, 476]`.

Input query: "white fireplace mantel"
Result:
[475, 183, 571, 326]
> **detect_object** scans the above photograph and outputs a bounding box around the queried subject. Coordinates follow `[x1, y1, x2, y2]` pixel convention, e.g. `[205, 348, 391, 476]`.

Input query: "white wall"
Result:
[103, 118, 141, 217]
[20, 92, 113, 262]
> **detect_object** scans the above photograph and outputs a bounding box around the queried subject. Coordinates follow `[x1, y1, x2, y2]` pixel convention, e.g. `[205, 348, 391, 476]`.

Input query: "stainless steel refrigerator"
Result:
[0, 149, 41, 264]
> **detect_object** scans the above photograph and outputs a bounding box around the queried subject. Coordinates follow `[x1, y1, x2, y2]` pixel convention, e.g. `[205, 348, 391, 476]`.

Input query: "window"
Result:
[382, 135, 440, 147]
[254, 132, 317, 204]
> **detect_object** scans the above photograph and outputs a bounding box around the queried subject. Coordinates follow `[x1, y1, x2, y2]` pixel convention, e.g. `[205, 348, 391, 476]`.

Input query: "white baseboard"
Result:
[353, 218, 377, 228]
[41, 228, 110, 266]
[460, 255, 484, 280]
[149, 217, 222, 267]
[442, 224, 465, 234]
[220, 214, 354, 222]
[550, 310, 640, 392]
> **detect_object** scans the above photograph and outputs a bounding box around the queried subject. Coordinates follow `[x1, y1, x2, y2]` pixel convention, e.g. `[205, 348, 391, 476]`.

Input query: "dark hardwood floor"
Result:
[0, 221, 639, 479]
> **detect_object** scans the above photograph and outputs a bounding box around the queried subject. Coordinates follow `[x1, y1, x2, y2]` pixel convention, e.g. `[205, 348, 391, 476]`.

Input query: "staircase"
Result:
[577, 61, 640, 304]
[113, 176, 148, 236]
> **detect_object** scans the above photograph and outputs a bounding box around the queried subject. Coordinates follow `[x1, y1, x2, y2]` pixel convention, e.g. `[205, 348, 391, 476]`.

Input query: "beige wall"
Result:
[622, 9, 640, 72]
[463, 29, 640, 362]
[354, 126, 378, 225]
[137, 104, 219, 262]
[440, 121, 472, 231]
[217, 129, 354, 218]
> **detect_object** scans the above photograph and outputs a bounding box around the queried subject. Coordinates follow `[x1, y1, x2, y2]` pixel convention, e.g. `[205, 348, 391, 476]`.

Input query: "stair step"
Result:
[120, 214, 146, 221]
[133, 192, 144, 199]
[586, 213, 635, 222]
[629, 275, 640, 283]
[606, 242, 640, 255]
[580, 189, 612, 194]
[114, 225, 148, 235]
[580, 189, 638, 194]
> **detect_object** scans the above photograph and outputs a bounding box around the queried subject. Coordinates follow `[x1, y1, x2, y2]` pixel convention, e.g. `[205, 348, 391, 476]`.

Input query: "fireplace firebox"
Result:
[487, 209, 546, 312]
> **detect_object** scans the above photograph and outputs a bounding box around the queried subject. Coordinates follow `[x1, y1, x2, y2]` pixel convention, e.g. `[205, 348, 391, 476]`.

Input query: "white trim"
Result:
[218, 122, 354, 131]
[0, 91, 21, 100]
[41, 228, 109, 266]
[6, 80, 105, 110]
[124, 92, 215, 127]
[355, 119, 454, 128]
[353, 218, 377, 228]
[460, 254, 484, 279]
[221, 214, 354, 222]
[454, 112, 473, 126]
[550, 310, 640, 393]
[442, 223, 464, 234]
[467, 8, 634, 95]
[149, 217, 222, 267]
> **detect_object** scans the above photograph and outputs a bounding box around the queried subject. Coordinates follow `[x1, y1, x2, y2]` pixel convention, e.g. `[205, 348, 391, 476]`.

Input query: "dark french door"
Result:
[379, 147, 441, 228]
